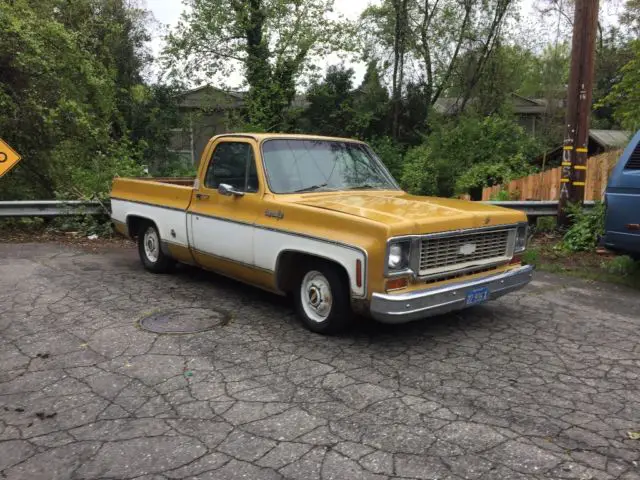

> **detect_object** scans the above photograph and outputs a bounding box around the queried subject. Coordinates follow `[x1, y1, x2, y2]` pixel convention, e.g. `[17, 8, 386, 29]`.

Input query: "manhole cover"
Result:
[138, 308, 230, 334]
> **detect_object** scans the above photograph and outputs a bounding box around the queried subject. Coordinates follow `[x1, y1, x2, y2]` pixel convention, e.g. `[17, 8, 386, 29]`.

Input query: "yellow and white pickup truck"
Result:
[111, 133, 533, 334]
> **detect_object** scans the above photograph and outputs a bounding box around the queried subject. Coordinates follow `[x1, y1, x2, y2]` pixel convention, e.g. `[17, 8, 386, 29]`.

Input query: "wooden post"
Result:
[557, 0, 599, 226]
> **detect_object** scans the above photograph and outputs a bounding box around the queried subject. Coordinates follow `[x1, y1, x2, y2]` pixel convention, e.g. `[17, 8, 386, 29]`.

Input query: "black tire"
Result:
[137, 222, 174, 273]
[294, 261, 353, 335]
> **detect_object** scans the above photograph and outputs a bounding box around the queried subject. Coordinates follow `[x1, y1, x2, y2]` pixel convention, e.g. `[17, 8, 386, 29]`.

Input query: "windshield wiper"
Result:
[348, 184, 379, 190]
[293, 183, 329, 193]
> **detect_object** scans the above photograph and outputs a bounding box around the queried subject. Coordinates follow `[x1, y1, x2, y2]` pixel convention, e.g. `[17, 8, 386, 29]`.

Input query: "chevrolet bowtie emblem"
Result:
[459, 243, 477, 256]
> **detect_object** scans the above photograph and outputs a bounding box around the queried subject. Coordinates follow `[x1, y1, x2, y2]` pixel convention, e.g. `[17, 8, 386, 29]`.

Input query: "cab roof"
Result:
[212, 133, 367, 144]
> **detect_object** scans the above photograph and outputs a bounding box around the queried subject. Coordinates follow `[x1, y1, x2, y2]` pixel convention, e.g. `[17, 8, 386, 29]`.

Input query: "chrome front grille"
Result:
[419, 229, 513, 277]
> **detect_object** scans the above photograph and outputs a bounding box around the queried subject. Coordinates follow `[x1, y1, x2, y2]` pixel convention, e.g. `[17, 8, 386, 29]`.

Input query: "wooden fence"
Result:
[481, 149, 622, 201]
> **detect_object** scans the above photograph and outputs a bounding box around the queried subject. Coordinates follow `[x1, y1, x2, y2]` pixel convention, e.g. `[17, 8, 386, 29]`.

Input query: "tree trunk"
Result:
[391, 0, 408, 140]
[459, 0, 512, 112]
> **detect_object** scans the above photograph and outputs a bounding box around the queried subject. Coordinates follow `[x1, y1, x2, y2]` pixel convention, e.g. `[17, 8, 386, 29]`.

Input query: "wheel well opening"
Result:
[276, 251, 350, 294]
[127, 216, 153, 239]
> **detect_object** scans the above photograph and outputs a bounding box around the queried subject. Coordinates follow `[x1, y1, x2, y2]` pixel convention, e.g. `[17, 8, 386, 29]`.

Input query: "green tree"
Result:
[601, 40, 640, 131]
[369, 136, 404, 179]
[400, 115, 540, 198]
[351, 61, 391, 139]
[592, 28, 635, 129]
[361, 0, 515, 136]
[165, 0, 354, 131]
[516, 43, 570, 148]
[297, 65, 357, 137]
[621, 0, 640, 37]
[0, 0, 166, 201]
[297, 62, 393, 141]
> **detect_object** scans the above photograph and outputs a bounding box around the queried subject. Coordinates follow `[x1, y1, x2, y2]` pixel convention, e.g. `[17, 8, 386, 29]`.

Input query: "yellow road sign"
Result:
[0, 138, 22, 178]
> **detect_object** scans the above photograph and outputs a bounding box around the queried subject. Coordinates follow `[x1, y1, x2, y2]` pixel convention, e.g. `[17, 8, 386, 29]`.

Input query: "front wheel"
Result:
[294, 262, 352, 334]
[138, 222, 174, 273]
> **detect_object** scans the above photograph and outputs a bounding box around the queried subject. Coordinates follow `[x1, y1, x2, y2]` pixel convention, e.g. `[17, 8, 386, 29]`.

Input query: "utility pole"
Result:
[557, 0, 599, 227]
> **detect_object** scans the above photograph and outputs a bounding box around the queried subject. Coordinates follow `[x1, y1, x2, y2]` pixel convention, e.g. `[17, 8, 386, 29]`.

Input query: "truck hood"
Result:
[293, 192, 524, 234]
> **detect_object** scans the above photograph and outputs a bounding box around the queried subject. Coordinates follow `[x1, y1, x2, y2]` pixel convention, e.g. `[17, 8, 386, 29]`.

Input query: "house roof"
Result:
[534, 129, 632, 165]
[176, 85, 309, 110]
[179, 85, 245, 99]
[177, 85, 245, 109]
[433, 93, 548, 115]
[589, 129, 632, 149]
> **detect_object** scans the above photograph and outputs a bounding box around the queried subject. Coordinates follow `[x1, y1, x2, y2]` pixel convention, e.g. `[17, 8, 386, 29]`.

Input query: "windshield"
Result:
[261, 139, 400, 194]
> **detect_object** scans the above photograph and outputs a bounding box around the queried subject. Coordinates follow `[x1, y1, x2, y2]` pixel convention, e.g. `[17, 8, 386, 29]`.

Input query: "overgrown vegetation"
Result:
[523, 229, 640, 290]
[562, 202, 606, 252]
[399, 115, 540, 197]
[0, 0, 184, 205]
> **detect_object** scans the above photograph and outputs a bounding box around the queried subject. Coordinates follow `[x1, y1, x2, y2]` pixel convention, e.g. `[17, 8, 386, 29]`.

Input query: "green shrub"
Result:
[561, 202, 605, 252]
[522, 249, 540, 266]
[400, 115, 541, 197]
[536, 216, 557, 233]
[604, 255, 639, 276]
[489, 189, 521, 201]
[369, 137, 405, 180]
[490, 190, 511, 201]
[400, 144, 438, 196]
[51, 214, 113, 238]
[455, 153, 532, 195]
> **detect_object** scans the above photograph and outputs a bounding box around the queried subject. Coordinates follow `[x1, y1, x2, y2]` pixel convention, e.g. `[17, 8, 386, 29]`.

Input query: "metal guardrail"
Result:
[0, 199, 596, 218]
[0, 200, 105, 218]
[484, 200, 596, 217]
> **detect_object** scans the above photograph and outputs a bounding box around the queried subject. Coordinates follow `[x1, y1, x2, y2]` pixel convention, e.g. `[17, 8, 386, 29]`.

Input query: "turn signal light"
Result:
[386, 277, 408, 291]
[509, 255, 523, 265]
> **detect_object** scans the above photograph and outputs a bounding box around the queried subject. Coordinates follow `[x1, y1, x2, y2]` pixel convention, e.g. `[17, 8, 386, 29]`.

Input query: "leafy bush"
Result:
[455, 153, 533, 194]
[400, 144, 438, 196]
[150, 155, 198, 178]
[561, 202, 605, 252]
[400, 115, 541, 197]
[369, 137, 404, 180]
[600, 40, 640, 132]
[0, 1, 182, 204]
[522, 249, 540, 266]
[604, 255, 639, 276]
[489, 189, 511, 201]
[535, 216, 557, 233]
[52, 214, 113, 238]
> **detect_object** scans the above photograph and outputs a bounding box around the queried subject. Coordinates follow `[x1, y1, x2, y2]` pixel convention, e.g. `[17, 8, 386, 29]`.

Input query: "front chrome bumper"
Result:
[370, 265, 534, 324]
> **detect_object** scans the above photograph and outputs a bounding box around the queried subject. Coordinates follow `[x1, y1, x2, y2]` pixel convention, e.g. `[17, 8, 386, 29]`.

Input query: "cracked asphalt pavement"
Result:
[1, 242, 640, 480]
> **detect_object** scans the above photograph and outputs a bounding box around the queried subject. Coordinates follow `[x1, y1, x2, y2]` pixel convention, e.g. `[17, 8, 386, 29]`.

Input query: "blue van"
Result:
[602, 130, 640, 258]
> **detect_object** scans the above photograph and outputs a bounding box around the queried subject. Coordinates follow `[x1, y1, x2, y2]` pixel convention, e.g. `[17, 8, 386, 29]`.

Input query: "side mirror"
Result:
[218, 183, 245, 197]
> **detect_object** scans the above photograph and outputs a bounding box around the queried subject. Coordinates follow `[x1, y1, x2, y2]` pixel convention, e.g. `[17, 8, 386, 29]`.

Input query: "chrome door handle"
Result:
[195, 193, 209, 200]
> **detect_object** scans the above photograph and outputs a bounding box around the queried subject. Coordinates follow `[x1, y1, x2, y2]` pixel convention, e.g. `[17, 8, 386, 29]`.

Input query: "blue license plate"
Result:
[466, 287, 490, 306]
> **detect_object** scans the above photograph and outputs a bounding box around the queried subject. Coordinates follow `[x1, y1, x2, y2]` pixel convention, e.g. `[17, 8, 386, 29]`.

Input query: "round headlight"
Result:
[388, 243, 404, 269]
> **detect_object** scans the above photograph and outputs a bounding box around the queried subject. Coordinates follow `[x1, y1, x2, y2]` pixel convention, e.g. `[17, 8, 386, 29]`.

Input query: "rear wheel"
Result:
[294, 262, 352, 334]
[138, 222, 174, 273]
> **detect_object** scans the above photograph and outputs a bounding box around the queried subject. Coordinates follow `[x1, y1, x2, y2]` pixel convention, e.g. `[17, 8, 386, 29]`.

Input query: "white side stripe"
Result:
[110, 199, 189, 247]
[111, 198, 367, 297]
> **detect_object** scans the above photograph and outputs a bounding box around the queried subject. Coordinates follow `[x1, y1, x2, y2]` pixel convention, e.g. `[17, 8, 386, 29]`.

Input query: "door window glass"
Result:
[204, 142, 258, 192]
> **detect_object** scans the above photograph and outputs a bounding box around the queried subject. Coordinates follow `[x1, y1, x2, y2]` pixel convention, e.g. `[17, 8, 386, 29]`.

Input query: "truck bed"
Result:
[110, 176, 195, 247]
[110, 177, 194, 211]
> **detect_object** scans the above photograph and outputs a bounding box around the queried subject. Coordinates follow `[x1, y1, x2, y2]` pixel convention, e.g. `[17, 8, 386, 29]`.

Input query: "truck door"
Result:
[189, 138, 263, 270]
